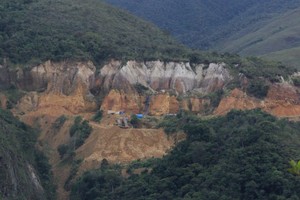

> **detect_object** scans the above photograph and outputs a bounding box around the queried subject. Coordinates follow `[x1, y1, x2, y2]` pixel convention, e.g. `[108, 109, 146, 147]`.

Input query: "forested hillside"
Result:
[0, 109, 55, 199]
[71, 110, 300, 200]
[0, 0, 188, 66]
[105, 0, 300, 67]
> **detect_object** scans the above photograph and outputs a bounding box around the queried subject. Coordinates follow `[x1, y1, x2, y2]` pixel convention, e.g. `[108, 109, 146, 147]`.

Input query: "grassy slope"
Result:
[105, 0, 300, 50]
[0, 0, 188, 66]
[220, 8, 300, 68]
[262, 46, 300, 68]
[105, 0, 300, 67]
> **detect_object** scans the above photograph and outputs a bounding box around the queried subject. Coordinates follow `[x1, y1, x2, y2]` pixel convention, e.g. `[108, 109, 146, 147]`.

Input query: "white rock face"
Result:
[99, 60, 232, 94]
[11, 60, 231, 95]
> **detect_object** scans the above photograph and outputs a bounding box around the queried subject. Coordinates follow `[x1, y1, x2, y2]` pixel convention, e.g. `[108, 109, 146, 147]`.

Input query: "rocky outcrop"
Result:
[98, 60, 231, 94]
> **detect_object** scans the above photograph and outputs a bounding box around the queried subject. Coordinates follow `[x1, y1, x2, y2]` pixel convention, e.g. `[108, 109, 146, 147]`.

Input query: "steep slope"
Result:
[262, 46, 300, 67]
[105, 0, 300, 51]
[0, 109, 55, 200]
[0, 0, 188, 66]
[71, 110, 300, 199]
[5, 58, 300, 199]
[8, 58, 298, 119]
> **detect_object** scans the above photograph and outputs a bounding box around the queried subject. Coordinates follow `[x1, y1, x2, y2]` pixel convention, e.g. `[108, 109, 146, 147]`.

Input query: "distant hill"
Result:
[0, 0, 188, 66]
[220, 8, 300, 67]
[105, 0, 300, 67]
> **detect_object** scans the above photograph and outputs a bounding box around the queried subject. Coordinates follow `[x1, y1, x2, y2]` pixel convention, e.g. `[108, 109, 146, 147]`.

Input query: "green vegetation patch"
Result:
[52, 115, 67, 130]
[92, 110, 103, 123]
[246, 79, 269, 99]
[0, 0, 188, 67]
[0, 109, 56, 199]
[57, 116, 92, 160]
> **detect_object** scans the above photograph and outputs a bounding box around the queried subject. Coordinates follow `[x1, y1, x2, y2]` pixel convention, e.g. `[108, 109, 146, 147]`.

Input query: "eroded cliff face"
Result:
[13, 60, 300, 118]
[214, 88, 260, 115]
[100, 90, 212, 115]
[215, 83, 300, 117]
[98, 60, 231, 94]
[11, 60, 231, 116]
[16, 61, 97, 116]
[97, 60, 231, 115]
[3, 58, 300, 122]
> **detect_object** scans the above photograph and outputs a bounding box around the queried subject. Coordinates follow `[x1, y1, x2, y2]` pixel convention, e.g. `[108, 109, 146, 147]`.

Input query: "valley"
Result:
[105, 0, 300, 67]
[1, 0, 300, 199]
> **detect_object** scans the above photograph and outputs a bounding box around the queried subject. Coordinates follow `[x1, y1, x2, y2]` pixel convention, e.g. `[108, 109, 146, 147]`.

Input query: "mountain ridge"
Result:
[105, 0, 300, 67]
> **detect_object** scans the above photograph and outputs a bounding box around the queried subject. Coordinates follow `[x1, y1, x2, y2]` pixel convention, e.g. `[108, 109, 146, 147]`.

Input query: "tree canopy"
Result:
[71, 110, 300, 200]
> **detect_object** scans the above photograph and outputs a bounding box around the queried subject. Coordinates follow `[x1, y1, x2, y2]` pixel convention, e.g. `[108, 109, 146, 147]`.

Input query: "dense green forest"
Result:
[71, 110, 300, 200]
[0, 108, 56, 199]
[0, 0, 189, 66]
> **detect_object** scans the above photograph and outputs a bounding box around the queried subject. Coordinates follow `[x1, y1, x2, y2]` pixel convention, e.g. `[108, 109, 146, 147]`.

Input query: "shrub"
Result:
[134, 83, 149, 94]
[292, 77, 300, 87]
[69, 116, 82, 137]
[130, 114, 140, 128]
[52, 115, 67, 130]
[207, 89, 224, 108]
[57, 144, 69, 159]
[246, 80, 269, 99]
[92, 110, 103, 122]
[69, 117, 92, 149]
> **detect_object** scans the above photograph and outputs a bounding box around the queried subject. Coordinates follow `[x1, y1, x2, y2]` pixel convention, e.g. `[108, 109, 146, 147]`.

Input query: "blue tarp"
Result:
[136, 114, 144, 119]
